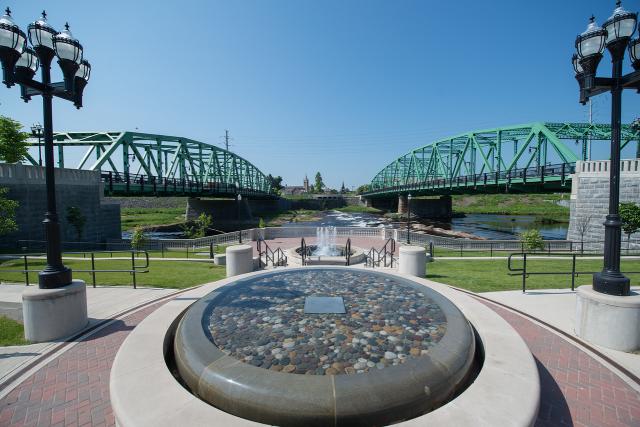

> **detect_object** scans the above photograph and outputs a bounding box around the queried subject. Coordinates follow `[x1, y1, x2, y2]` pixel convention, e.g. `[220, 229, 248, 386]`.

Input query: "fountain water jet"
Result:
[314, 226, 339, 256]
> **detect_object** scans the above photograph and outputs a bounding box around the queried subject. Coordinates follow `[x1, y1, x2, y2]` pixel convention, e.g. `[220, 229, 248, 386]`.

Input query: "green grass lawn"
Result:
[427, 257, 640, 293]
[335, 205, 383, 214]
[121, 207, 185, 231]
[0, 257, 225, 289]
[0, 316, 28, 346]
[452, 193, 570, 220]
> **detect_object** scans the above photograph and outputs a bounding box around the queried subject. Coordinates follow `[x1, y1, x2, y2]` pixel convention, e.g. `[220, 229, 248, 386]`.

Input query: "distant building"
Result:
[282, 186, 307, 196]
[303, 175, 309, 192]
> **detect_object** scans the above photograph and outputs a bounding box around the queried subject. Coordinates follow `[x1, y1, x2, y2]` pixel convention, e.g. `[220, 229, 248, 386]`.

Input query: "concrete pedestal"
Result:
[575, 285, 640, 352]
[22, 280, 88, 343]
[226, 245, 254, 277]
[399, 245, 427, 278]
[213, 254, 226, 266]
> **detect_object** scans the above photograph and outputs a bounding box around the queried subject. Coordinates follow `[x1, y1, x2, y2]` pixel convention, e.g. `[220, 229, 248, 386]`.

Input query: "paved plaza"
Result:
[0, 237, 639, 426]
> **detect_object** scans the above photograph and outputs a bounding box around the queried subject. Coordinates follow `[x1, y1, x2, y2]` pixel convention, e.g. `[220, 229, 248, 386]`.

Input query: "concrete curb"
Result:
[110, 267, 540, 427]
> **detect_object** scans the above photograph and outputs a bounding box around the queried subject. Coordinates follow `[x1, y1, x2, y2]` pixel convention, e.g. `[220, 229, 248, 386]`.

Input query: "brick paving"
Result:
[1, 286, 640, 426]
[479, 300, 640, 427]
[0, 301, 165, 427]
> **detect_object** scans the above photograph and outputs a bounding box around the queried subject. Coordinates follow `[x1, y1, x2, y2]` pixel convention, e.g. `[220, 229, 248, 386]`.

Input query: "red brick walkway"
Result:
[0, 301, 165, 427]
[1, 290, 639, 426]
[479, 300, 640, 427]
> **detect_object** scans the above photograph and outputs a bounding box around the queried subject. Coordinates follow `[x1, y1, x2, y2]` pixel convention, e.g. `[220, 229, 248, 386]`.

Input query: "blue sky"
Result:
[3, 0, 640, 189]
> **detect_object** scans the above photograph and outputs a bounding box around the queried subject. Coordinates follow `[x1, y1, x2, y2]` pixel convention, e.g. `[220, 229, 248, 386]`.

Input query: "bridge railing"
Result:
[101, 172, 273, 197]
[366, 162, 576, 195]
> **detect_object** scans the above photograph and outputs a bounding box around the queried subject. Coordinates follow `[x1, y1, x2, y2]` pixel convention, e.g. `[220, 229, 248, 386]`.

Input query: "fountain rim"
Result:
[109, 266, 541, 427]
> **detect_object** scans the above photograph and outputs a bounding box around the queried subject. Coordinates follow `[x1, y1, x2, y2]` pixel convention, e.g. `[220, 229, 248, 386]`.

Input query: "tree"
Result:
[574, 214, 592, 254]
[340, 182, 346, 193]
[0, 116, 29, 163]
[0, 187, 18, 236]
[620, 202, 640, 249]
[267, 174, 284, 195]
[66, 206, 86, 241]
[183, 213, 212, 239]
[131, 226, 147, 250]
[314, 172, 324, 193]
[356, 184, 369, 195]
[520, 229, 544, 251]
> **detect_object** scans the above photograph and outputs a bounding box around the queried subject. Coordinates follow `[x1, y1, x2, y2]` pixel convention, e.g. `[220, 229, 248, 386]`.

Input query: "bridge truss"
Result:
[366, 122, 640, 197]
[24, 131, 274, 197]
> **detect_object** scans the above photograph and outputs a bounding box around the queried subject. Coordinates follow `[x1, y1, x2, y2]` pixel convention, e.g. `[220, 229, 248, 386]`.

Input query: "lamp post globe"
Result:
[27, 11, 56, 66]
[629, 38, 640, 69]
[15, 46, 38, 80]
[52, 23, 82, 92]
[603, 2, 637, 50]
[0, 8, 26, 86]
[575, 17, 607, 92]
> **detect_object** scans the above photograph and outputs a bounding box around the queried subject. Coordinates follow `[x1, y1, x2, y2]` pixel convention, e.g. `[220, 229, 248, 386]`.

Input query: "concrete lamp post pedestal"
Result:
[22, 280, 88, 343]
[575, 285, 640, 352]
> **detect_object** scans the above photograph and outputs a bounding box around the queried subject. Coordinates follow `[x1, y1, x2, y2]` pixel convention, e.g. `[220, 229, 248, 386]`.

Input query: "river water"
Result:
[281, 211, 568, 240]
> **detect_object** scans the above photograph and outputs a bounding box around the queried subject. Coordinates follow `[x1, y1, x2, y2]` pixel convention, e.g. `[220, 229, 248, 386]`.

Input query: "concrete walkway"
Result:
[1, 240, 640, 426]
[0, 285, 177, 390]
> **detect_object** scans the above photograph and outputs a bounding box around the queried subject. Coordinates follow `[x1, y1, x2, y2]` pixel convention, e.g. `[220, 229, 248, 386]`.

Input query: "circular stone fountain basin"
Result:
[287, 245, 367, 265]
[173, 268, 477, 427]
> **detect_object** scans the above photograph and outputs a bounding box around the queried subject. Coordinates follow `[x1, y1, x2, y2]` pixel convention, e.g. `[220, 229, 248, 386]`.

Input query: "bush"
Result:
[258, 217, 265, 228]
[131, 226, 147, 250]
[520, 229, 544, 251]
[183, 213, 212, 239]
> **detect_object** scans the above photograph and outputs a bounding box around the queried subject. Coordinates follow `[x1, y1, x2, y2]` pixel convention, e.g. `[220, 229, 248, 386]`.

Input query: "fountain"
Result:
[314, 226, 339, 256]
[288, 226, 367, 265]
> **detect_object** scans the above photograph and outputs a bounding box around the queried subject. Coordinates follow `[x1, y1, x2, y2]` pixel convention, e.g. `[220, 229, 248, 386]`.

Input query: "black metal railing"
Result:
[0, 250, 149, 288]
[366, 238, 396, 268]
[365, 162, 576, 196]
[345, 238, 352, 266]
[507, 252, 640, 293]
[300, 238, 308, 266]
[101, 171, 274, 198]
[257, 238, 287, 268]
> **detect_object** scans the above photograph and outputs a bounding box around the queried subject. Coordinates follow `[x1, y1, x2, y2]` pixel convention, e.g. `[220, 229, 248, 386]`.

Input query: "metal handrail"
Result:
[366, 238, 396, 268]
[345, 238, 352, 266]
[301, 238, 308, 266]
[507, 252, 640, 293]
[0, 250, 149, 288]
[257, 238, 287, 268]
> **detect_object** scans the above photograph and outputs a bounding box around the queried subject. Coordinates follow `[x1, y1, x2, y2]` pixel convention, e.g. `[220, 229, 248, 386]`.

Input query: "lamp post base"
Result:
[593, 271, 630, 296]
[39, 267, 73, 289]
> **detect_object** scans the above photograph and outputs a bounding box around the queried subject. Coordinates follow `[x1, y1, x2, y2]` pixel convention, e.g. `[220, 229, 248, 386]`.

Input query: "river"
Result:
[281, 211, 568, 240]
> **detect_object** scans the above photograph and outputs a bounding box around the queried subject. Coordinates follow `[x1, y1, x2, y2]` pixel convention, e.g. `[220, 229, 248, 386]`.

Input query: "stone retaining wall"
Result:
[567, 159, 640, 249]
[0, 164, 121, 247]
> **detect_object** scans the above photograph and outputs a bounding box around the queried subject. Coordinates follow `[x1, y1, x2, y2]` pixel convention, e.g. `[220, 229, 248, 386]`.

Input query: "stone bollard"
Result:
[399, 245, 427, 278]
[226, 245, 254, 277]
[22, 280, 88, 342]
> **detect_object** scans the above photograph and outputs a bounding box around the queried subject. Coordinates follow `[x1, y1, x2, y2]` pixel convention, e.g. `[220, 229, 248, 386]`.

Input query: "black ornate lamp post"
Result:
[30, 122, 43, 166]
[573, 2, 640, 296]
[0, 9, 90, 289]
[406, 193, 412, 244]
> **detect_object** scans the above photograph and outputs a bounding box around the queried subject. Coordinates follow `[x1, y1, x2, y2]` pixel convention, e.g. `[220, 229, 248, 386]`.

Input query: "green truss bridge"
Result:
[364, 122, 640, 199]
[25, 131, 275, 198]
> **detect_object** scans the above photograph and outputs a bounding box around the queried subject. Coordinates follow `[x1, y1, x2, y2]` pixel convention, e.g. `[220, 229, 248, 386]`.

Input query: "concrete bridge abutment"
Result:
[399, 195, 452, 219]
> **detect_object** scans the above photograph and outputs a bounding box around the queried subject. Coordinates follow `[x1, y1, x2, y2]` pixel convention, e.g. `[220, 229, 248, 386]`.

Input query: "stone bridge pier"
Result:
[364, 195, 452, 219]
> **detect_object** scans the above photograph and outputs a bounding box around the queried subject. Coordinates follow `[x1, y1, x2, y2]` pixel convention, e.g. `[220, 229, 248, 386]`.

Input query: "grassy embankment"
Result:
[121, 207, 186, 231]
[452, 194, 570, 222]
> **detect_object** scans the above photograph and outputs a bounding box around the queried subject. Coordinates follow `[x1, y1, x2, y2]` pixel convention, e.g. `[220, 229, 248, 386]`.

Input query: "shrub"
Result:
[520, 229, 544, 251]
[131, 226, 147, 250]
